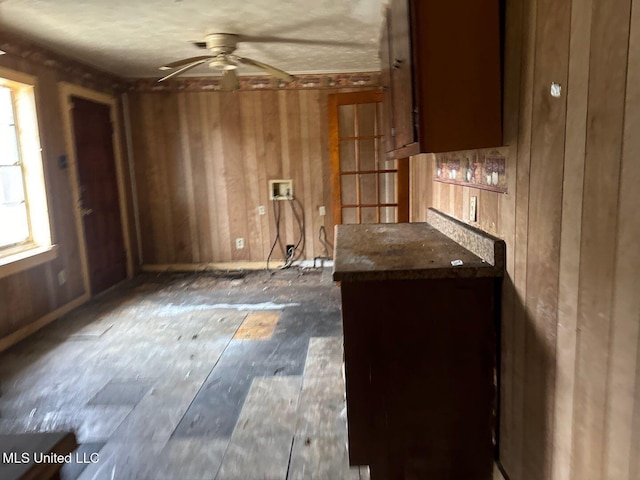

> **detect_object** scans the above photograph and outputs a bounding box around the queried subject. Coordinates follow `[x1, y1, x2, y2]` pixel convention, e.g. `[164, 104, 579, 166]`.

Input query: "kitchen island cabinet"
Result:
[334, 209, 505, 479]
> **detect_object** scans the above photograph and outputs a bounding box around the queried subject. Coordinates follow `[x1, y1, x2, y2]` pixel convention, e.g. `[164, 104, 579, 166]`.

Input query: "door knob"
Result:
[78, 196, 93, 216]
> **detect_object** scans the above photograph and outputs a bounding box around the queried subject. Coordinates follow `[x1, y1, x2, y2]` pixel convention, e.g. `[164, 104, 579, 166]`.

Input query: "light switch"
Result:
[470, 196, 478, 222]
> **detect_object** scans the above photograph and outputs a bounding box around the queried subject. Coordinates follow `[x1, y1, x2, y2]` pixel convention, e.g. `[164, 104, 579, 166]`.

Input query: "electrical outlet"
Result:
[57, 270, 66, 286]
[319, 206, 326, 216]
[258, 205, 266, 215]
[286, 244, 295, 258]
[470, 196, 478, 222]
[235, 238, 244, 249]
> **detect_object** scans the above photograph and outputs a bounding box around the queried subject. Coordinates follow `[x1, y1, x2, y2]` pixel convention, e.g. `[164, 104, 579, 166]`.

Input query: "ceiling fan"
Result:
[158, 33, 299, 89]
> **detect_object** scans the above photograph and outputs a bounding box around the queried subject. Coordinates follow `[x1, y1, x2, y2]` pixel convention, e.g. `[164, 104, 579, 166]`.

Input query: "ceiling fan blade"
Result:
[159, 56, 214, 70]
[237, 34, 365, 47]
[220, 70, 239, 92]
[236, 56, 294, 82]
[192, 41, 207, 49]
[158, 59, 208, 82]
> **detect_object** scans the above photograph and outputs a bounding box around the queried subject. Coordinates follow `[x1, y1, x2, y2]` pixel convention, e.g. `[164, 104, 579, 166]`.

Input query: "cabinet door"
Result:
[389, 0, 415, 150]
[380, 8, 395, 154]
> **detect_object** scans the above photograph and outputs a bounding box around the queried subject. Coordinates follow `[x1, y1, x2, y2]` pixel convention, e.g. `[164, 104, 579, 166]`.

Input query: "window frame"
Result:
[0, 66, 57, 279]
[1, 83, 33, 250]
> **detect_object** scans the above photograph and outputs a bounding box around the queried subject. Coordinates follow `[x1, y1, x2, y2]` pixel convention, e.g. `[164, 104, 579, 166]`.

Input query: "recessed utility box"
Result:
[269, 179, 293, 200]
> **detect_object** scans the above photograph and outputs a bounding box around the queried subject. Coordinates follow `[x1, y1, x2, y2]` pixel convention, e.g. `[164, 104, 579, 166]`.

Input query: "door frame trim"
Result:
[329, 90, 384, 226]
[328, 90, 409, 225]
[58, 83, 133, 296]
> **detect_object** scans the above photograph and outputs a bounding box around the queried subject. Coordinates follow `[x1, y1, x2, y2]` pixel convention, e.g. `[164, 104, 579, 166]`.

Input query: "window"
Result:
[0, 85, 30, 248]
[0, 68, 55, 275]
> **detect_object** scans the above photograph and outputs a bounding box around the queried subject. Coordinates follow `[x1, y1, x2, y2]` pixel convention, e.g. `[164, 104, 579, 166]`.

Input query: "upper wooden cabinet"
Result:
[381, 0, 502, 157]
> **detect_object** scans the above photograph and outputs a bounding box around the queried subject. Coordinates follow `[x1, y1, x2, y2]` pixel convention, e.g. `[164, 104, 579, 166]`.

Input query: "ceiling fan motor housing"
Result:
[205, 33, 239, 55]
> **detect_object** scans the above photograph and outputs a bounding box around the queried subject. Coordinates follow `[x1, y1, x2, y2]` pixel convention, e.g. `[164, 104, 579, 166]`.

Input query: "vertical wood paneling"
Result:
[572, 0, 633, 477]
[603, 0, 640, 477]
[510, 0, 539, 475]
[318, 90, 334, 253]
[263, 90, 284, 258]
[239, 92, 263, 261]
[251, 92, 271, 260]
[177, 93, 200, 262]
[129, 93, 152, 264]
[524, 0, 571, 477]
[188, 93, 213, 261]
[209, 93, 232, 261]
[220, 92, 250, 261]
[409, 1, 640, 479]
[129, 87, 372, 264]
[479, 189, 499, 235]
[299, 90, 315, 258]
[152, 95, 172, 262]
[498, 16, 524, 469]
[553, 0, 592, 476]
[284, 90, 303, 254]
[165, 94, 192, 263]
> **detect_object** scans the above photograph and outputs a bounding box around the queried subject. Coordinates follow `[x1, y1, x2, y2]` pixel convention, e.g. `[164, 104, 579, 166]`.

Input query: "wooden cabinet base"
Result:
[341, 278, 498, 479]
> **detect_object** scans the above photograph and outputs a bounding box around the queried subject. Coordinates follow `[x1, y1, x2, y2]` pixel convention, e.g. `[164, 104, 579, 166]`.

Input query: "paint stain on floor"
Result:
[233, 311, 280, 340]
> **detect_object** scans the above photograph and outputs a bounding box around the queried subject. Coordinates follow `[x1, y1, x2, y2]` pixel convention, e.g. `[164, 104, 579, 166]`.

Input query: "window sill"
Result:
[0, 244, 59, 280]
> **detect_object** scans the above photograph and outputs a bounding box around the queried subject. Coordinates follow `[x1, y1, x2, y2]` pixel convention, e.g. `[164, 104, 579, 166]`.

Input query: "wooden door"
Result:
[71, 96, 126, 295]
[329, 91, 409, 225]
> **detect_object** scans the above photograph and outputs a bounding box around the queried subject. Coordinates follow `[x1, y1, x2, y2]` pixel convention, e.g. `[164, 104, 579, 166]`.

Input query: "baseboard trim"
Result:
[141, 260, 333, 273]
[141, 262, 279, 272]
[0, 293, 89, 353]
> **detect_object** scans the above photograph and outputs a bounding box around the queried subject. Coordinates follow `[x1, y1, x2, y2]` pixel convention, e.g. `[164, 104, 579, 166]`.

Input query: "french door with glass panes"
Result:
[329, 91, 408, 225]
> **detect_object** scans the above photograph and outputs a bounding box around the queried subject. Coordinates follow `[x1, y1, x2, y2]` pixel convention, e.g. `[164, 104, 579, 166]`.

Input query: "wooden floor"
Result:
[0, 269, 369, 480]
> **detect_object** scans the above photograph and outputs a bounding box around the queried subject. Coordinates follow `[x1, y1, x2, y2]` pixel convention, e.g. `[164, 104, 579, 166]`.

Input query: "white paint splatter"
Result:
[158, 302, 299, 316]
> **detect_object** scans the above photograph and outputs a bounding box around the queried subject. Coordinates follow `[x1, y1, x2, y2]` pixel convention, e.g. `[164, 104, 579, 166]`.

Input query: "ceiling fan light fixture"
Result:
[208, 56, 237, 71]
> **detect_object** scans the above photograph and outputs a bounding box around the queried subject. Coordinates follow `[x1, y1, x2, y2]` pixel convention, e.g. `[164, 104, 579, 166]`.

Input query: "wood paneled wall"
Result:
[0, 33, 132, 343]
[128, 87, 375, 265]
[411, 0, 640, 478]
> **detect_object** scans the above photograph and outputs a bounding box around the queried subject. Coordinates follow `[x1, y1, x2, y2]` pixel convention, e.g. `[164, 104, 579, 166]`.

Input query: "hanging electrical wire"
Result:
[318, 225, 333, 257]
[283, 194, 305, 268]
[266, 198, 284, 274]
[313, 225, 333, 268]
[266, 193, 306, 273]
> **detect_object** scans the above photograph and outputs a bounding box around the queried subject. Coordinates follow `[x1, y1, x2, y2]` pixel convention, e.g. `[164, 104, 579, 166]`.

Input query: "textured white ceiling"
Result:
[0, 0, 385, 78]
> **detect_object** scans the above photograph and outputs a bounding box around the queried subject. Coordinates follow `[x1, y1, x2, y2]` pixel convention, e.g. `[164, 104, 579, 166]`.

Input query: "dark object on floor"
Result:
[0, 432, 77, 480]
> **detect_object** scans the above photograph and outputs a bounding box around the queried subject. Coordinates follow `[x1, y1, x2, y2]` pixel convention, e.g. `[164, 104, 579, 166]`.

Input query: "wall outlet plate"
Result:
[235, 237, 244, 249]
[258, 205, 266, 215]
[319, 206, 326, 216]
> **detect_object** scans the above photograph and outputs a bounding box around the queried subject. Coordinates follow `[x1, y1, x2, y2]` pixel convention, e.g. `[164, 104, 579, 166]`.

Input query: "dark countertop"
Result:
[333, 213, 505, 282]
